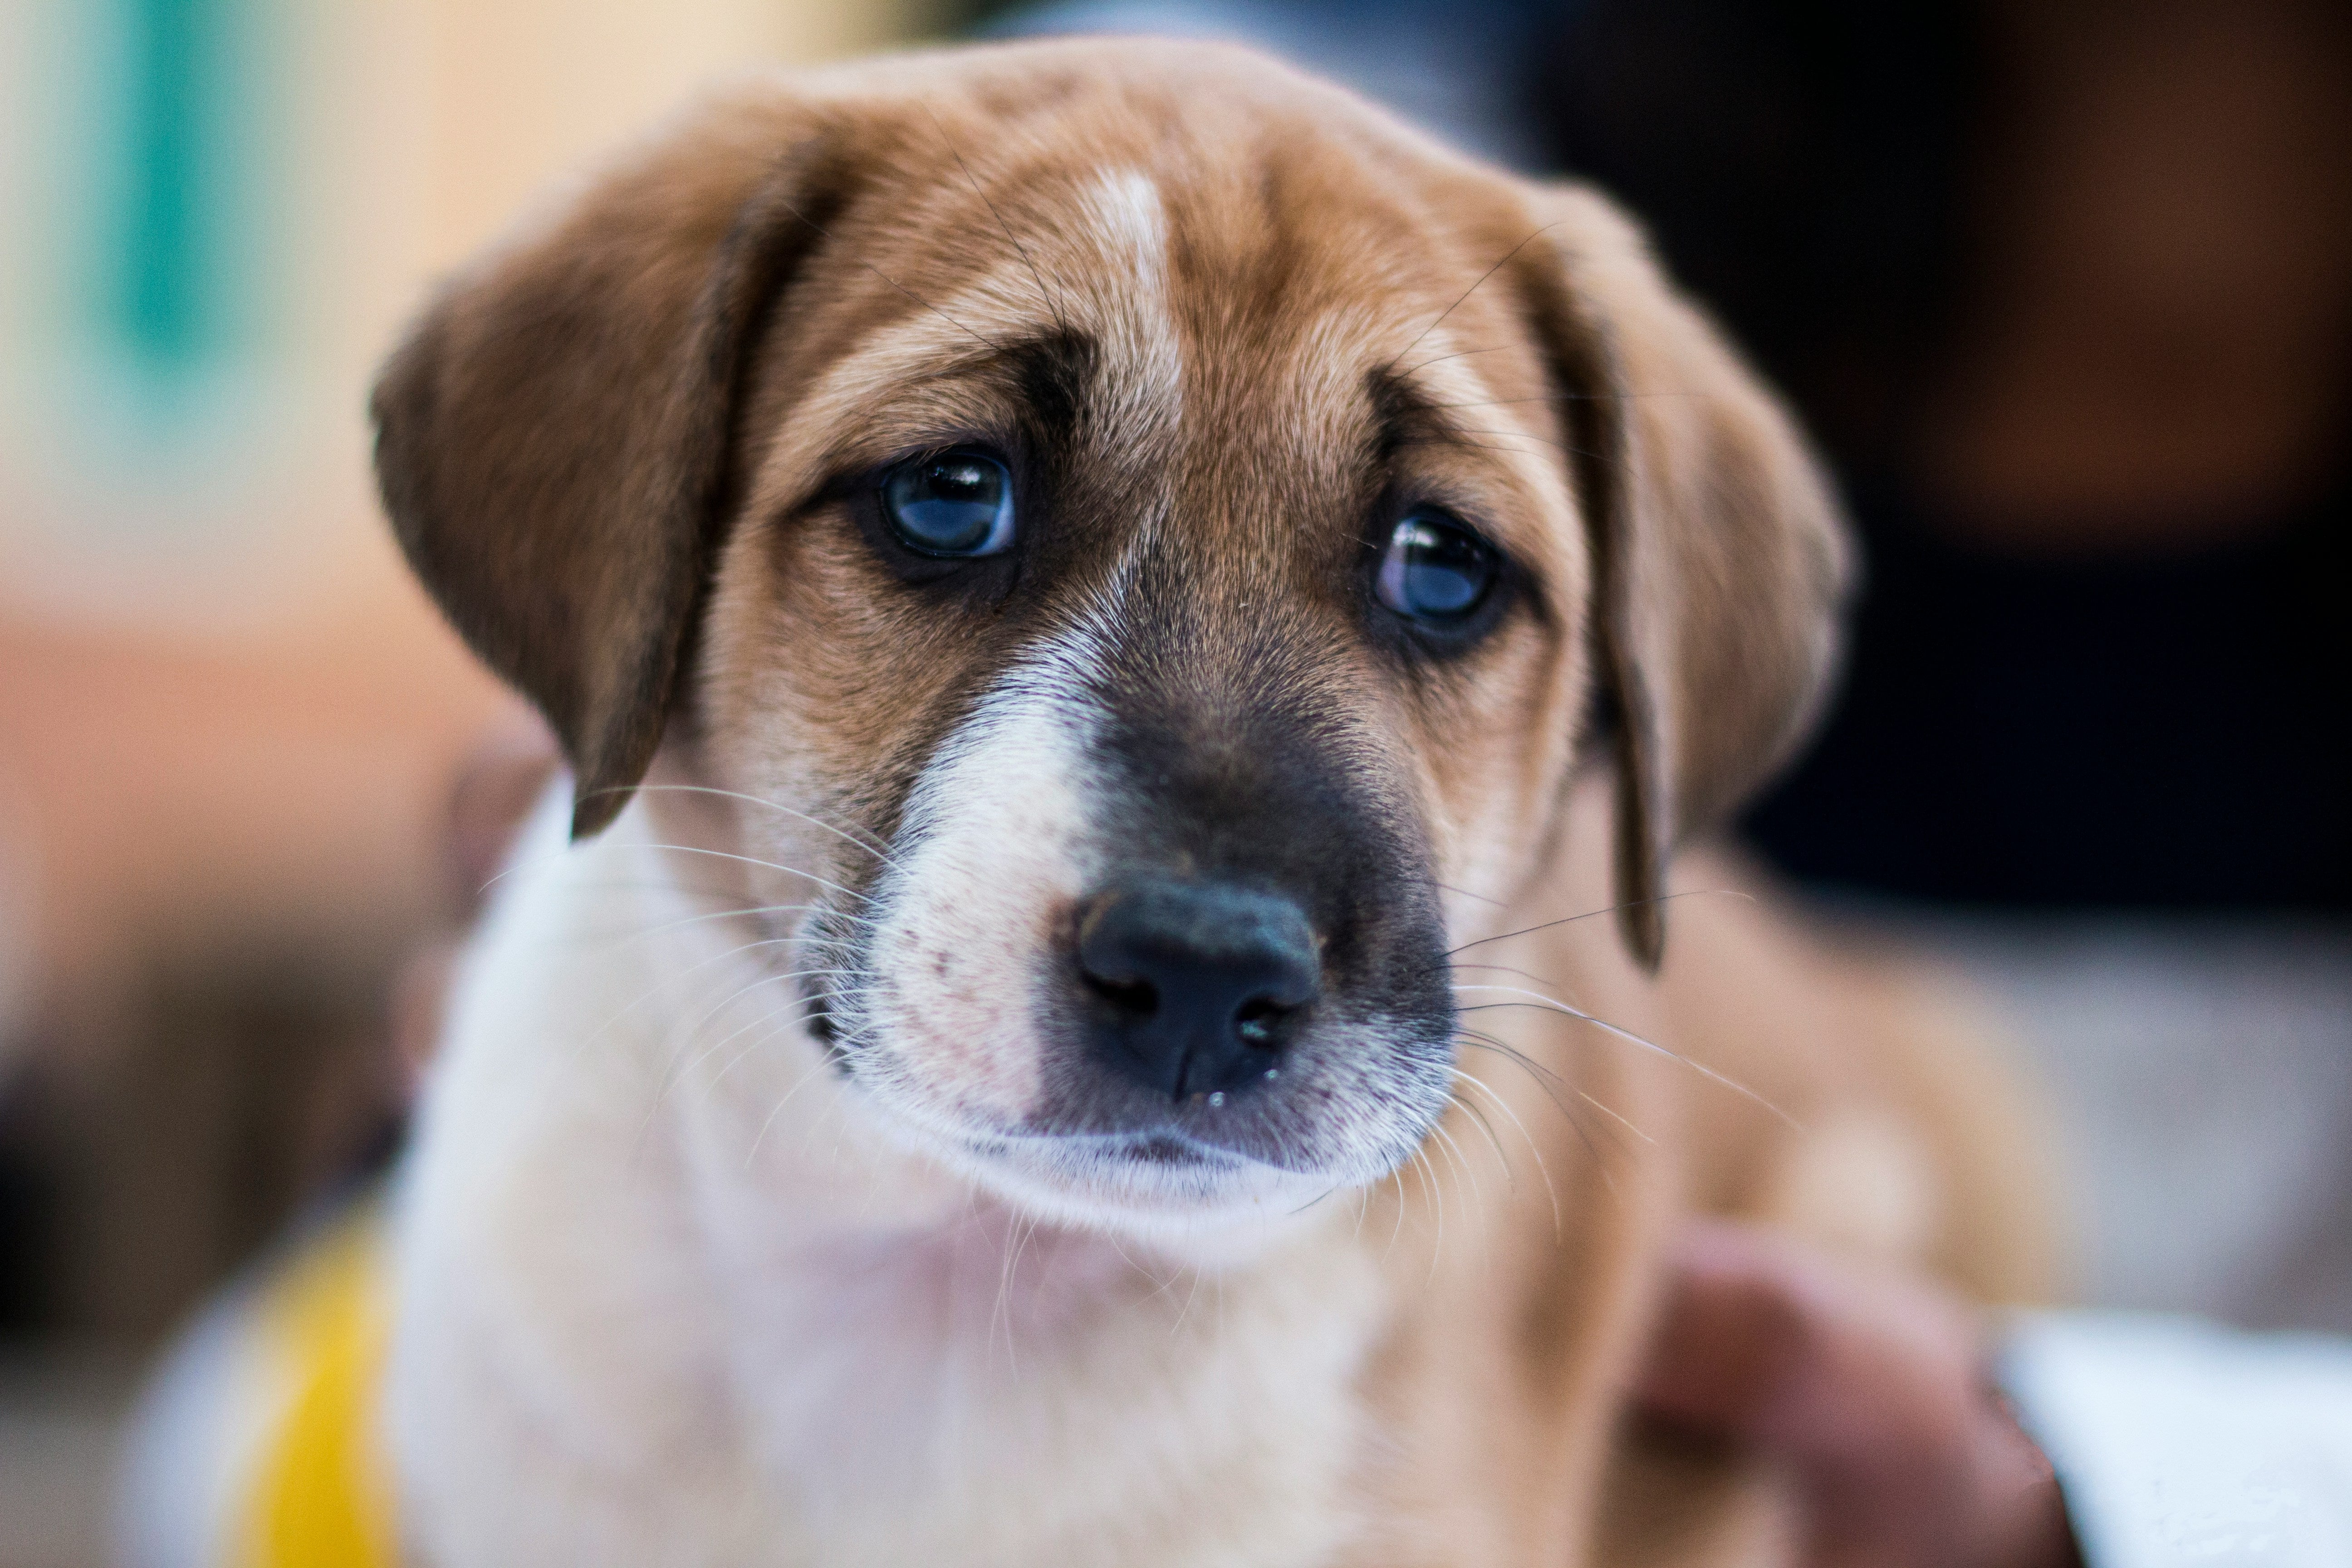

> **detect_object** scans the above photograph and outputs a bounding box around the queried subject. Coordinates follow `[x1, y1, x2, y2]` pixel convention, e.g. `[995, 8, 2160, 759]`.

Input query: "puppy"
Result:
[147, 36, 2059, 1568]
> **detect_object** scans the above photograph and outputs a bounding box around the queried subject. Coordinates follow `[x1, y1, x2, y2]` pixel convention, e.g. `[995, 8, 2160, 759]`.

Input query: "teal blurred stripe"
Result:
[120, 0, 209, 365]
[103, 0, 259, 375]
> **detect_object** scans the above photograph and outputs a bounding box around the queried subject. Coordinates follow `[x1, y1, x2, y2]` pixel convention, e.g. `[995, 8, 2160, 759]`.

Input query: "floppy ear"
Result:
[1514, 185, 1852, 969]
[372, 97, 843, 838]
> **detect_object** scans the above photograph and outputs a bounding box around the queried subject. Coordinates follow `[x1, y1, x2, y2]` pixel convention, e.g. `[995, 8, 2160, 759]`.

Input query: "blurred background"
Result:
[0, 1, 2345, 1563]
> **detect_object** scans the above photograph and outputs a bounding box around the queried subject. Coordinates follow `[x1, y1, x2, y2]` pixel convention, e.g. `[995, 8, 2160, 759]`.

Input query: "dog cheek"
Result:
[1421, 638, 1580, 912]
[864, 858, 1063, 1124]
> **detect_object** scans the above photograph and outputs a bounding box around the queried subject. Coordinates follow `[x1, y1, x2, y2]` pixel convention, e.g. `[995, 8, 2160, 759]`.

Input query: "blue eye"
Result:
[1376, 512, 1495, 622]
[881, 451, 1015, 557]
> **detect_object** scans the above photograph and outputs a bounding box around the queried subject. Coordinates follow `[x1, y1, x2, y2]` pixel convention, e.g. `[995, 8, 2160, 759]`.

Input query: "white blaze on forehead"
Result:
[1065, 167, 1183, 445]
[854, 610, 1120, 1127]
[1077, 167, 1168, 278]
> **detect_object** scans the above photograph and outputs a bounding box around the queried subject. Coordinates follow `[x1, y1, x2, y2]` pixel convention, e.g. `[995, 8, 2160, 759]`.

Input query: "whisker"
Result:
[922, 103, 1070, 338]
[767, 189, 1005, 354]
[1453, 1029, 1577, 1125]
[1443, 888, 1749, 959]
[1381, 221, 1563, 378]
[745, 1031, 879, 1165]
[1454, 1068, 1560, 1240]
[1455, 1029, 1618, 1197]
[1446, 959, 1562, 988]
[574, 902, 882, 949]
[637, 960, 843, 1142]
[673, 974, 861, 1095]
[996, 1210, 1039, 1374]
[1392, 343, 1512, 380]
[633, 843, 877, 906]
[1435, 879, 1507, 908]
[1427, 1117, 1485, 1225]
[1446, 1085, 1514, 1191]
[1453, 985, 1797, 1128]
[1284, 1183, 1347, 1218]
[1411, 1145, 1446, 1283]
[1382, 1166, 1410, 1266]
[566, 927, 823, 1068]
[1574, 1088, 1656, 1147]
[605, 783, 902, 869]
[700, 1012, 820, 1098]
[1171, 1251, 1209, 1341]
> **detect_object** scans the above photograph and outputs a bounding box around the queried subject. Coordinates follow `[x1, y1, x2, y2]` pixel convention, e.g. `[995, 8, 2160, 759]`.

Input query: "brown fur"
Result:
[374, 38, 2057, 1564]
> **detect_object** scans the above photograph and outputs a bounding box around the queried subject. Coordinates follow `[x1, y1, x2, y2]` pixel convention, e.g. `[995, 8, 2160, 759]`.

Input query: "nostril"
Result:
[1233, 996, 1291, 1050]
[1085, 972, 1160, 1019]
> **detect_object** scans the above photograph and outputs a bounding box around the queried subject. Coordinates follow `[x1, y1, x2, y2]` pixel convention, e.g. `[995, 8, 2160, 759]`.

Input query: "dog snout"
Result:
[1075, 877, 1319, 1102]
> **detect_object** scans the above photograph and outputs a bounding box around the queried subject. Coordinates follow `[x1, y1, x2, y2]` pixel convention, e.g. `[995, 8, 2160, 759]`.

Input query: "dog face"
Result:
[374, 42, 1845, 1231]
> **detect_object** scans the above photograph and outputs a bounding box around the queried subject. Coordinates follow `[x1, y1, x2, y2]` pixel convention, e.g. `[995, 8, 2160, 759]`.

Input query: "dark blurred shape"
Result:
[1747, 486, 2349, 906]
[1537, 0, 1985, 469]
[0, 948, 405, 1343]
[1534, 0, 2352, 910]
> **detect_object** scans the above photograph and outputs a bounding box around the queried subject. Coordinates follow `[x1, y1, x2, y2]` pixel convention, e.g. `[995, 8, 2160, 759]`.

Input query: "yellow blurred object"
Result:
[241, 1208, 396, 1568]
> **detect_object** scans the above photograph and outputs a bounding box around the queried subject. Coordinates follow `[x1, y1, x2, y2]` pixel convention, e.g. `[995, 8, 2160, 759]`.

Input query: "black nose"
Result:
[1075, 877, 1320, 1101]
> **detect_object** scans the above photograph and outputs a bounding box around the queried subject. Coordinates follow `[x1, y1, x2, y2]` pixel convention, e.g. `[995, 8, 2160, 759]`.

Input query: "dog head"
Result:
[374, 41, 1845, 1232]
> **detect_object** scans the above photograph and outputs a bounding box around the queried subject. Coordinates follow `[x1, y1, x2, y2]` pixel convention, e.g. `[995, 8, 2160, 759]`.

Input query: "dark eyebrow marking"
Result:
[1368, 366, 1605, 470]
[1011, 330, 1098, 444]
[1366, 365, 1455, 467]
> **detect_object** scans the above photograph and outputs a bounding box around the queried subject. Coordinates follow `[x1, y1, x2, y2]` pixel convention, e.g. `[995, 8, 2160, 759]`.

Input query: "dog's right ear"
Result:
[373, 98, 842, 838]
[1510, 184, 1852, 971]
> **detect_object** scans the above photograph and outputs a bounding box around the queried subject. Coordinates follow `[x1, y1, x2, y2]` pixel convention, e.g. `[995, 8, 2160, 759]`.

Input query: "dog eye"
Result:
[1376, 512, 1495, 622]
[880, 451, 1016, 557]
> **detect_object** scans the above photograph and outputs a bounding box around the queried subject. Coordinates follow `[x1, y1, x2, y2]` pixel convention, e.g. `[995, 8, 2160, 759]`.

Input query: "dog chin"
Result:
[994, 1136, 1352, 1234]
[885, 1112, 1358, 1242]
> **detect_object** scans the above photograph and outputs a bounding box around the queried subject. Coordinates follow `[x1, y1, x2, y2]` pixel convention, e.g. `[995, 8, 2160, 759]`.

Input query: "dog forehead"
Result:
[831, 43, 1538, 378]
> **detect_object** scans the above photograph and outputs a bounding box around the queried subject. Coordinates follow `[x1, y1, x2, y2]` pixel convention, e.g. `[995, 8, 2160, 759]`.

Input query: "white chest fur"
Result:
[387, 800, 1388, 1567]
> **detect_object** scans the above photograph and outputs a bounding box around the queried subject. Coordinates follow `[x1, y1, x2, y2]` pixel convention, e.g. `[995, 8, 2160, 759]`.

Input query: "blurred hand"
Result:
[1637, 1220, 2080, 1568]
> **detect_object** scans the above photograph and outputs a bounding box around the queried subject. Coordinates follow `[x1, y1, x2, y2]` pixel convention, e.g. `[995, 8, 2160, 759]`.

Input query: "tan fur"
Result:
[371, 38, 2058, 1566]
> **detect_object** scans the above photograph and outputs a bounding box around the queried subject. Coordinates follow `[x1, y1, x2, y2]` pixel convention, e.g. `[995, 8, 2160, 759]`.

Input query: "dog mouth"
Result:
[835, 1018, 1450, 1230]
[940, 1122, 1345, 1228]
[795, 958, 1288, 1196]
[796, 881, 1455, 1225]
[1121, 1132, 1226, 1166]
[964, 1127, 1245, 1171]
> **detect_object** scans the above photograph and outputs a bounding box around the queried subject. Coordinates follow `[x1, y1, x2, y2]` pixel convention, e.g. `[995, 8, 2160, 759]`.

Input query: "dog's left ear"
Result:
[372, 95, 842, 839]
[1511, 185, 1853, 970]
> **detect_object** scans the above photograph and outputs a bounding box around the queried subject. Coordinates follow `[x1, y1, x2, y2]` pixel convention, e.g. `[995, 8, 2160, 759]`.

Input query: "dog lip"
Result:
[1122, 1132, 1223, 1167]
[967, 1127, 1255, 1171]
